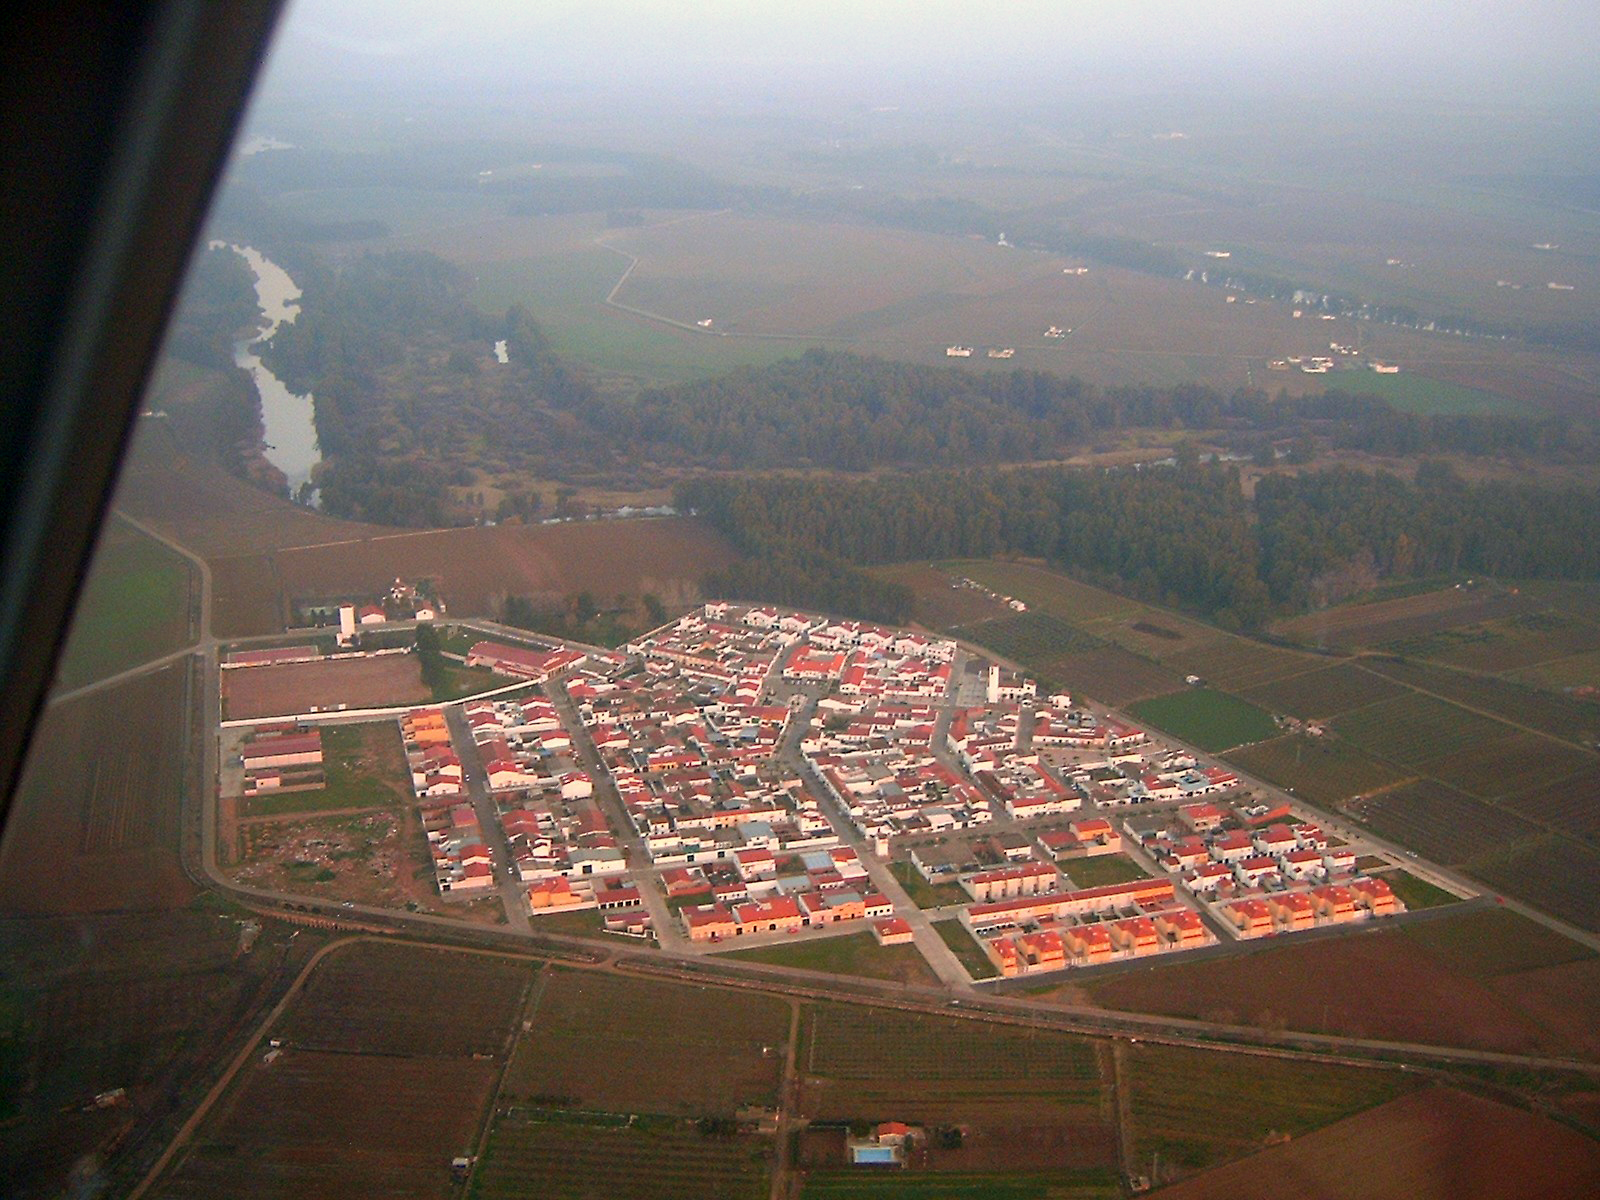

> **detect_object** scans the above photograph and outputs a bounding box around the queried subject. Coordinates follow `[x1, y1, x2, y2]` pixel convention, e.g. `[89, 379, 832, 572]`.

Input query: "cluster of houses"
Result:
[239, 723, 324, 796]
[960, 874, 1216, 977]
[1138, 801, 1404, 937]
[673, 842, 896, 942]
[461, 691, 650, 934]
[395, 708, 489, 894]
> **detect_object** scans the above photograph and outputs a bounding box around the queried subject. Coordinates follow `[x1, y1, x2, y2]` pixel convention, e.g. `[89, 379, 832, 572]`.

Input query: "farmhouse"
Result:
[241, 730, 323, 770]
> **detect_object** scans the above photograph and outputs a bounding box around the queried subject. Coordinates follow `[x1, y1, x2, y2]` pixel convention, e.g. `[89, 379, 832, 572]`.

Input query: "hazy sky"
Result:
[257, 0, 1600, 110]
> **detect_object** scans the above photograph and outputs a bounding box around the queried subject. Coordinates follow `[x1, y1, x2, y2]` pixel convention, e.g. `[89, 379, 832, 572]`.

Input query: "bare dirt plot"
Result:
[1080, 914, 1584, 1059]
[868, 563, 1011, 628]
[274, 941, 529, 1057]
[0, 664, 194, 914]
[1224, 734, 1408, 807]
[503, 970, 791, 1117]
[228, 809, 452, 913]
[1488, 957, 1600, 1061]
[152, 1050, 498, 1200]
[1145, 1086, 1600, 1200]
[1241, 662, 1407, 719]
[267, 516, 735, 631]
[223, 653, 430, 719]
[1402, 907, 1594, 979]
[114, 424, 381, 559]
[473, 1112, 770, 1200]
[1126, 1044, 1418, 1181]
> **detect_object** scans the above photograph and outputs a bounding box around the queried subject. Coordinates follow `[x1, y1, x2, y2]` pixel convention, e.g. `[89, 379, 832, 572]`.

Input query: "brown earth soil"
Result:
[223, 654, 430, 719]
[1148, 1086, 1600, 1200]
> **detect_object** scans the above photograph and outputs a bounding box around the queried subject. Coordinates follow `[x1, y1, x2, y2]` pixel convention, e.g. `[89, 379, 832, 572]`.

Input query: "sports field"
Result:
[222, 653, 430, 719]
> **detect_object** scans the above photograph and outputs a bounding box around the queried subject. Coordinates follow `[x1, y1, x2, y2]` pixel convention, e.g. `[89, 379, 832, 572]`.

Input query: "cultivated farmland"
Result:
[801, 1005, 1117, 1175]
[53, 515, 194, 691]
[274, 942, 529, 1057]
[472, 1111, 769, 1200]
[957, 611, 1106, 667]
[1045, 646, 1188, 707]
[1127, 688, 1278, 752]
[1347, 781, 1542, 866]
[1333, 692, 1509, 766]
[503, 970, 791, 1116]
[1, 664, 194, 914]
[1274, 586, 1535, 651]
[1363, 658, 1600, 745]
[1147, 1086, 1600, 1200]
[1241, 662, 1406, 720]
[1125, 1044, 1417, 1179]
[1503, 763, 1600, 841]
[153, 1050, 498, 1200]
[1468, 836, 1600, 933]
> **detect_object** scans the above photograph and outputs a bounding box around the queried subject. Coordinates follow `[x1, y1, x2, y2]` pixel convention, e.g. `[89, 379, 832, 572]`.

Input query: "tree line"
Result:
[680, 461, 1600, 629]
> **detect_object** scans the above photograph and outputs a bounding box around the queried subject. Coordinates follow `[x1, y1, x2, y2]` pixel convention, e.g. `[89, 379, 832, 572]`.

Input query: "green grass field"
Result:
[722, 931, 938, 987]
[1328, 371, 1507, 415]
[890, 862, 969, 909]
[1128, 688, 1279, 752]
[1061, 855, 1150, 888]
[933, 919, 1001, 981]
[54, 517, 193, 691]
[1381, 870, 1463, 910]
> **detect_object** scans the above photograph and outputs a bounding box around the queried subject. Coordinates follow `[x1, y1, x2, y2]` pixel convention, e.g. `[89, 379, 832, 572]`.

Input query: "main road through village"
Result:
[78, 511, 1600, 1148]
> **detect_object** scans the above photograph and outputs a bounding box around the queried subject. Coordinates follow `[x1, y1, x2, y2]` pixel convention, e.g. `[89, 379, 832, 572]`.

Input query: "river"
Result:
[212, 241, 321, 502]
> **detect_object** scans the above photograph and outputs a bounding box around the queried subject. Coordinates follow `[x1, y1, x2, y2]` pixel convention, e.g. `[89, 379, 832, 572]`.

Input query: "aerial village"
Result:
[218, 601, 1409, 983]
